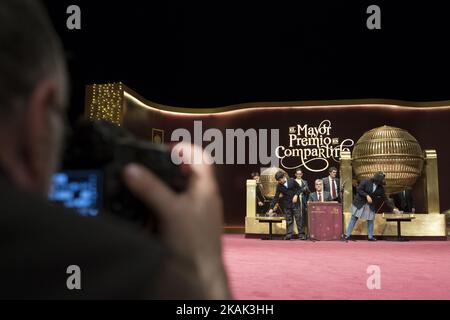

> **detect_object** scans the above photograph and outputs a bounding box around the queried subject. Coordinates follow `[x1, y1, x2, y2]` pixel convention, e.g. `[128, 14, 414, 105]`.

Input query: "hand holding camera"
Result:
[123, 143, 230, 299]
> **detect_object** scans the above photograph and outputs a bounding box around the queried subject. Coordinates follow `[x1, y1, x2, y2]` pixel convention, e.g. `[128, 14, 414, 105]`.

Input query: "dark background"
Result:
[42, 1, 450, 121]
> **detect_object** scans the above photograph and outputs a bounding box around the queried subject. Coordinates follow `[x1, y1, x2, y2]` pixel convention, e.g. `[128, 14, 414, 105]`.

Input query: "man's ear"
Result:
[20, 80, 58, 192]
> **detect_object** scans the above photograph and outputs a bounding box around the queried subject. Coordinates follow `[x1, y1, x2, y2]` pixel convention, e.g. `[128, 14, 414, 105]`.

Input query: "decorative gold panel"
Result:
[85, 82, 124, 125]
[340, 150, 353, 215]
[246, 179, 256, 219]
[423, 150, 440, 214]
[343, 213, 446, 237]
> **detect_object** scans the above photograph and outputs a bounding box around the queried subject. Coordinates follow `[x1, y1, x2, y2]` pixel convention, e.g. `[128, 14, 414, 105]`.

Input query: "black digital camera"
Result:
[51, 120, 188, 228]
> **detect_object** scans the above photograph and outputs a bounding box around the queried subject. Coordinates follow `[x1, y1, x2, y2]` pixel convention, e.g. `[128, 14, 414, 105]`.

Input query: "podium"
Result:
[308, 202, 343, 240]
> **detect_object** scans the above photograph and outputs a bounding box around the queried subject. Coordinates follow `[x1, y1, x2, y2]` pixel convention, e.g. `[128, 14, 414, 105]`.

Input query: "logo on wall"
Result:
[152, 128, 164, 145]
[275, 120, 354, 172]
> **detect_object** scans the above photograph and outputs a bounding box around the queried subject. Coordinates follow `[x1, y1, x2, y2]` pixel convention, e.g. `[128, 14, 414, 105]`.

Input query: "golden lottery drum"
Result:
[259, 167, 287, 199]
[352, 125, 424, 195]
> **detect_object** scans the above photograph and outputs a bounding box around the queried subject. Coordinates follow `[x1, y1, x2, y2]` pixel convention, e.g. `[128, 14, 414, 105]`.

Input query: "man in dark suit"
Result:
[352, 178, 359, 197]
[344, 172, 400, 241]
[392, 188, 415, 213]
[268, 170, 305, 240]
[308, 179, 333, 202]
[322, 166, 340, 202]
[294, 168, 310, 239]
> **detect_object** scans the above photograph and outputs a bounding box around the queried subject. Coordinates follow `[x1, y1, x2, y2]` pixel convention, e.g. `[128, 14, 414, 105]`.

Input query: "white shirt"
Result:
[372, 183, 377, 193]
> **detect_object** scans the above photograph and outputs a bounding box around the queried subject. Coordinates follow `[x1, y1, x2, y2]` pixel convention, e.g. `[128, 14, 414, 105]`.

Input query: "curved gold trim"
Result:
[122, 83, 450, 116]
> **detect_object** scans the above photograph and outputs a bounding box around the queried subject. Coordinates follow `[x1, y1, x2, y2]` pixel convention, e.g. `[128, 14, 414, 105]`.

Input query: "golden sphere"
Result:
[259, 167, 287, 199]
[352, 125, 424, 195]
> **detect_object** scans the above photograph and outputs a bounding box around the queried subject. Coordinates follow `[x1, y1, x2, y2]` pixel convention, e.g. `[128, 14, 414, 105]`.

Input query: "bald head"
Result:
[0, 0, 67, 119]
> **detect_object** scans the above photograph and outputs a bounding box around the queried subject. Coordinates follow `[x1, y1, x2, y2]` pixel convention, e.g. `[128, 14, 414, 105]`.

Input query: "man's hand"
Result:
[268, 209, 274, 216]
[123, 143, 230, 299]
[412, 208, 416, 213]
[393, 208, 401, 214]
[258, 201, 264, 207]
[292, 195, 298, 204]
[366, 195, 373, 204]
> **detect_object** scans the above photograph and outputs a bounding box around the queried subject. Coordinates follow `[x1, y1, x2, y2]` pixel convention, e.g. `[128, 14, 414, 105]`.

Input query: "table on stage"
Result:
[255, 215, 285, 240]
[382, 213, 416, 241]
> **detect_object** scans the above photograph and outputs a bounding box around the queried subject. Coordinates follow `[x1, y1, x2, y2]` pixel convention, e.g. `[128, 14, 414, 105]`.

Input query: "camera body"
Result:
[59, 120, 187, 227]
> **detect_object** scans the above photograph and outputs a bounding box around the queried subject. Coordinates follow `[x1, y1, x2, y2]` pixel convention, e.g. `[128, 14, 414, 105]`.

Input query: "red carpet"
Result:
[222, 235, 450, 300]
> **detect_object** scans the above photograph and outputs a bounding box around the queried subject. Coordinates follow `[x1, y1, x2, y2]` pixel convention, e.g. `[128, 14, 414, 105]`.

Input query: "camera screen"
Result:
[48, 170, 101, 217]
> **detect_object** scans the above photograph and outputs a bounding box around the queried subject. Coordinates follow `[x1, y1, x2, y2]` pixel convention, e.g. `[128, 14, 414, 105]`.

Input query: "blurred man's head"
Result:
[0, 0, 68, 194]
[275, 170, 287, 185]
[314, 179, 323, 192]
[328, 167, 337, 179]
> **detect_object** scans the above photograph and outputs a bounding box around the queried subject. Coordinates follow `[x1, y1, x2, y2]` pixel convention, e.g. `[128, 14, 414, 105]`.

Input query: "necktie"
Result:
[331, 178, 336, 199]
[319, 192, 322, 202]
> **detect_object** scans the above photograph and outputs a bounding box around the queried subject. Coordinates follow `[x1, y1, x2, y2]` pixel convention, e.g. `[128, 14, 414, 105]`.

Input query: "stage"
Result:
[222, 234, 450, 300]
